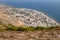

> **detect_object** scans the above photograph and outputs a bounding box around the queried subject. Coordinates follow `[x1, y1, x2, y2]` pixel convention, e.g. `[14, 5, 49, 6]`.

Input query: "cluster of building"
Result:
[0, 7, 59, 27]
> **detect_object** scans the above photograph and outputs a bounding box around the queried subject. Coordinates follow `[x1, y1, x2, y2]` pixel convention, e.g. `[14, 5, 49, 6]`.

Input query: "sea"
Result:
[0, 0, 60, 22]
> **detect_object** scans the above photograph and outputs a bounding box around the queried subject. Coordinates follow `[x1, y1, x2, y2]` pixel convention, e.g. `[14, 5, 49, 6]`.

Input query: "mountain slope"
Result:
[0, 27, 60, 40]
[0, 5, 59, 27]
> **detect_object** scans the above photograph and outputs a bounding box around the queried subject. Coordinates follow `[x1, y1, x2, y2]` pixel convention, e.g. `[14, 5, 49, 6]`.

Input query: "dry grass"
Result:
[0, 20, 60, 40]
[0, 26, 60, 40]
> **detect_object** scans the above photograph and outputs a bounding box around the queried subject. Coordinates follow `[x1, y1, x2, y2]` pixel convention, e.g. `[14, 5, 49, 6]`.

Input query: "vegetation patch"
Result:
[6, 24, 19, 31]
[5, 24, 58, 31]
[0, 20, 3, 25]
[0, 21, 59, 31]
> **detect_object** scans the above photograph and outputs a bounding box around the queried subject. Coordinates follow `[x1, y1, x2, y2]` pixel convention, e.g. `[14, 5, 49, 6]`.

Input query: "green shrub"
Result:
[0, 28, 6, 32]
[47, 26, 57, 30]
[35, 26, 47, 30]
[17, 26, 35, 31]
[0, 21, 3, 25]
[6, 24, 18, 31]
[5, 24, 58, 31]
[24, 26, 35, 31]
[18, 27, 25, 31]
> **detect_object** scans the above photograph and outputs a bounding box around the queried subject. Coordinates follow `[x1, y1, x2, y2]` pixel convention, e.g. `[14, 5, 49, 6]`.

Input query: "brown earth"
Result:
[0, 8, 60, 40]
[0, 27, 60, 40]
[0, 11, 60, 40]
[0, 11, 25, 27]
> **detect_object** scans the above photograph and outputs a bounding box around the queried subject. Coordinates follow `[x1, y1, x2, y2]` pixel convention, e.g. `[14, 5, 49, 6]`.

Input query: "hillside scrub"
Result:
[0, 21, 3, 25]
[0, 22, 59, 31]
[5, 24, 58, 31]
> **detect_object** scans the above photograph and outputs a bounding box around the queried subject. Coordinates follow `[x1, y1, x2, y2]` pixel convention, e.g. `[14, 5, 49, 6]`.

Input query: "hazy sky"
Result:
[0, 0, 60, 3]
[12, 0, 60, 1]
[21, 0, 60, 1]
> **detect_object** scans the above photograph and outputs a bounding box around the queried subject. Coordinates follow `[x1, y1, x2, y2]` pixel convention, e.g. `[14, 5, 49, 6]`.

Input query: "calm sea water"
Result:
[0, 0, 60, 22]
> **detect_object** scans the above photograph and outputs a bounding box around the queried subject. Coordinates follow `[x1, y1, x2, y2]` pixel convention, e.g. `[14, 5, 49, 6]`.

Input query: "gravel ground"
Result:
[0, 27, 60, 40]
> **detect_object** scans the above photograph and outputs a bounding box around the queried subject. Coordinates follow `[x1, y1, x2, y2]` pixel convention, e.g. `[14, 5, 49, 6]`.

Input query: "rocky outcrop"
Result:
[0, 5, 59, 27]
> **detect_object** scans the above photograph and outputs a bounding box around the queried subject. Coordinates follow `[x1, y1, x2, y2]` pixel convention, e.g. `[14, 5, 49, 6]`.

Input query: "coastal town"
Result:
[0, 4, 60, 40]
[0, 7, 59, 27]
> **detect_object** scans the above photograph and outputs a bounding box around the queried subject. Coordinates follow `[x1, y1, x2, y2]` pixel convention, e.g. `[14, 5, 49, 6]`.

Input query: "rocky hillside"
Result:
[0, 4, 60, 40]
[0, 4, 59, 27]
[0, 26, 60, 40]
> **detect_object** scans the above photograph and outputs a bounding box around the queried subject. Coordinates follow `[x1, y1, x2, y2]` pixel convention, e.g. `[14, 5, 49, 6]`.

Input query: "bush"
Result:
[0, 21, 3, 25]
[6, 24, 18, 31]
[17, 26, 35, 31]
[24, 26, 35, 31]
[0, 27, 6, 32]
[18, 27, 25, 31]
[5, 24, 58, 31]
[47, 26, 57, 30]
[35, 26, 46, 30]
